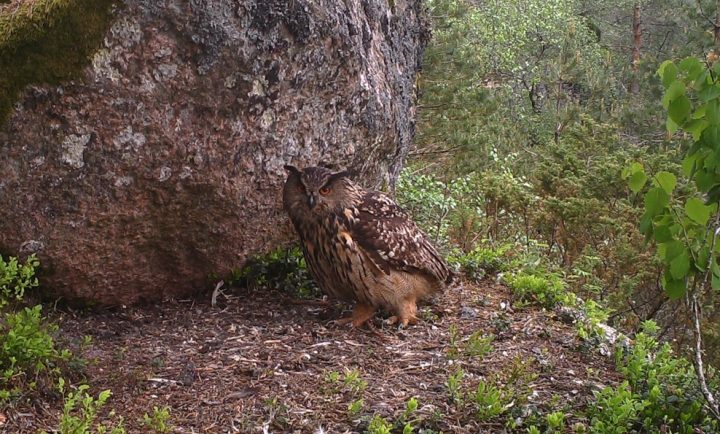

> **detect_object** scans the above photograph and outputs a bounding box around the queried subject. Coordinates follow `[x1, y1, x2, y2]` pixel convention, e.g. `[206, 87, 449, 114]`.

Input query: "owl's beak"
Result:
[308, 193, 318, 209]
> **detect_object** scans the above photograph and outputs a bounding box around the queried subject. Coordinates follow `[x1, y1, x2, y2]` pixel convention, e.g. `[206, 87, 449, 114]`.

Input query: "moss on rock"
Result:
[0, 0, 116, 125]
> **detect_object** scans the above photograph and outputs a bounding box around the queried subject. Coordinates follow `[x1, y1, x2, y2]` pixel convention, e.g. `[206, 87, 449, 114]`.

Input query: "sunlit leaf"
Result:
[654, 171, 676, 195]
[685, 197, 712, 225]
[644, 187, 669, 216]
[629, 171, 647, 193]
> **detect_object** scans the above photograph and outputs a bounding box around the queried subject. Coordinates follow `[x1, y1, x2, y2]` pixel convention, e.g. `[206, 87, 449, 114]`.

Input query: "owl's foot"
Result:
[386, 315, 419, 328]
[331, 303, 376, 328]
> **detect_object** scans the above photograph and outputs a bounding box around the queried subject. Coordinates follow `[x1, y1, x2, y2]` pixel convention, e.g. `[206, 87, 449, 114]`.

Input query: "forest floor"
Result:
[4, 280, 621, 433]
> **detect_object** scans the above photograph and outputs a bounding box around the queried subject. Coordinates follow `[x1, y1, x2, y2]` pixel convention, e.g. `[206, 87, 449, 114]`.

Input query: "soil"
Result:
[1, 280, 621, 433]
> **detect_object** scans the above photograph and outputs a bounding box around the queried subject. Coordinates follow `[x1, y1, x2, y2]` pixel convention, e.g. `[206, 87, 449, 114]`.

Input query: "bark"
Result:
[630, 2, 642, 95]
[0, 0, 429, 305]
[715, 0, 720, 46]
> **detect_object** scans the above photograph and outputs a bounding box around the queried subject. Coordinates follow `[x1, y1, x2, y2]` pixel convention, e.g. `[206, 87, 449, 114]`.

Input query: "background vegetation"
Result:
[393, 0, 720, 428]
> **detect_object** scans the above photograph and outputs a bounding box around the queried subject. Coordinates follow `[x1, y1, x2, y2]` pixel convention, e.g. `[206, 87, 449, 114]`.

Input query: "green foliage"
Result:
[504, 271, 567, 309]
[347, 399, 364, 418]
[1, 305, 70, 377]
[45, 378, 125, 434]
[0, 254, 38, 308]
[545, 411, 565, 433]
[0, 256, 70, 401]
[464, 331, 494, 359]
[323, 368, 367, 397]
[141, 406, 172, 434]
[448, 245, 511, 282]
[366, 415, 393, 434]
[343, 368, 368, 395]
[575, 299, 610, 342]
[589, 321, 719, 432]
[472, 379, 508, 420]
[231, 246, 320, 298]
[588, 382, 643, 434]
[446, 367, 464, 405]
[447, 325, 494, 360]
[624, 57, 720, 302]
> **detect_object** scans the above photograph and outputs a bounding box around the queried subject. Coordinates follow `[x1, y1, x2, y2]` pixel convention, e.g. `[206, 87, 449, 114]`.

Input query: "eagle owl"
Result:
[282, 165, 451, 328]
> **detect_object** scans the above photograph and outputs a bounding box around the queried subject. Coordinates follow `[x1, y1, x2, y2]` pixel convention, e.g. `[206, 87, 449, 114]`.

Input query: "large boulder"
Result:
[0, 0, 428, 305]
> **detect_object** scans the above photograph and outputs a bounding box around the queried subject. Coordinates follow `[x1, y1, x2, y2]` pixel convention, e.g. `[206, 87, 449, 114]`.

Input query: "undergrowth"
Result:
[230, 246, 321, 299]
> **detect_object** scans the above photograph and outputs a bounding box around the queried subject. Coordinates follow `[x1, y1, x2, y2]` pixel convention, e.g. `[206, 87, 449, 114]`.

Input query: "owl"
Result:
[282, 165, 452, 328]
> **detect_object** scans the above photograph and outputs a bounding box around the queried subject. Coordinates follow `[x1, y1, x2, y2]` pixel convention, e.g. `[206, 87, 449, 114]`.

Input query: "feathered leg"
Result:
[332, 303, 377, 328]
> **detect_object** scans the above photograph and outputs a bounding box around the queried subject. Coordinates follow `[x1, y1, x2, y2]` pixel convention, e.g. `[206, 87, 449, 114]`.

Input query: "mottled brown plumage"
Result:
[282, 165, 451, 328]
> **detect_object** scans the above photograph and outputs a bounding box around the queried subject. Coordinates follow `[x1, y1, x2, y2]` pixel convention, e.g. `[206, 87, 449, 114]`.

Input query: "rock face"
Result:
[0, 0, 428, 305]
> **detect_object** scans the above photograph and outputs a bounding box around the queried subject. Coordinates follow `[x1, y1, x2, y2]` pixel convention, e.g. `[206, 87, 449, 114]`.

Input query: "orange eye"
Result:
[319, 186, 331, 195]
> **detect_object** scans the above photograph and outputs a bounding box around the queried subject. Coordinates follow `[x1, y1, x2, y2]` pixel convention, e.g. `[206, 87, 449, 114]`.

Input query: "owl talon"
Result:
[386, 315, 418, 328]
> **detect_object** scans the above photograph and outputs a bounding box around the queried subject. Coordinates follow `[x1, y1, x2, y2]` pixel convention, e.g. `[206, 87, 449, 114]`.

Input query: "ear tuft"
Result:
[284, 165, 301, 175]
[328, 169, 352, 182]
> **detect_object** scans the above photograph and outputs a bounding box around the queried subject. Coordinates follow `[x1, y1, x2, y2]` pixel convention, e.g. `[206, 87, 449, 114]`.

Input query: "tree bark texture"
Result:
[0, 0, 429, 305]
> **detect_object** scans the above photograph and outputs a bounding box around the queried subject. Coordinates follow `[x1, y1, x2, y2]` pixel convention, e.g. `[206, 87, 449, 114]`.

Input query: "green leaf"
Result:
[662, 80, 685, 109]
[667, 117, 679, 134]
[669, 95, 691, 125]
[685, 197, 712, 225]
[629, 171, 648, 193]
[695, 168, 717, 192]
[699, 84, 720, 102]
[707, 100, 720, 125]
[660, 62, 679, 88]
[669, 250, 691, 279]
[679, 57, 703, 81]
[682, 154, 699, 177]
[685, 119, 708, 141]
[654, 171, 677, 195]
[653, 224, 673, 243]
[664, 276, 686, 300]
[644, 187, 669, 216]
[661, 240, 685, 261]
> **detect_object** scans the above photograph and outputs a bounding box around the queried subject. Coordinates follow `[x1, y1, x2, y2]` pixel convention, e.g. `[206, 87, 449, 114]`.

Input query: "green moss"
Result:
[0, 0, 117, 125]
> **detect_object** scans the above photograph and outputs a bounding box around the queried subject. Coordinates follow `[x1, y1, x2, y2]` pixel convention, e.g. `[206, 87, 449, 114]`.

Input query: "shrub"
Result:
[0, 254, 39, 308]
[231, 246, 320, 298]
[142, 406, 172, 433]
[0, 256, 71, 401]
[504, 270, 567, 309]
[448, 244, 512, 282]
[44, 379, 125, 434]
[589, 321, 719, 432]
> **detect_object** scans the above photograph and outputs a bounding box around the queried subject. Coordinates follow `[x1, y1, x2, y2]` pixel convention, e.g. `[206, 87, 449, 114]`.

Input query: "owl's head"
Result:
[283, 165, 357, 217]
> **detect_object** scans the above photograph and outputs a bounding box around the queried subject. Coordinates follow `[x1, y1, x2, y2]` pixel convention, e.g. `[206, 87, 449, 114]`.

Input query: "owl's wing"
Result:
[348, 191, 451, 284]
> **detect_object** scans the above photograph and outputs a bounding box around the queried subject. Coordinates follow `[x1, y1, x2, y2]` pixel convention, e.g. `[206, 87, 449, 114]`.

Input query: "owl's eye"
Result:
[319, 186, 331, 195]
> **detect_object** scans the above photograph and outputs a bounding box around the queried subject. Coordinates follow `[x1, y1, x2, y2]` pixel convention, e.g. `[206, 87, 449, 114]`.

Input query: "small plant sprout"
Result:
[347, 399, 364, 418]
[366, 415, 392, 434]
[142, 406, 172, 433]
[446, 367, 464, 405]
[545, 411, 565, 433]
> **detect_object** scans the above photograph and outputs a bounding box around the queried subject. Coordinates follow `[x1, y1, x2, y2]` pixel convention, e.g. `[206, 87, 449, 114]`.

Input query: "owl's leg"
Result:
[387, 298, 419, 328]
[332, 303, 376, 328]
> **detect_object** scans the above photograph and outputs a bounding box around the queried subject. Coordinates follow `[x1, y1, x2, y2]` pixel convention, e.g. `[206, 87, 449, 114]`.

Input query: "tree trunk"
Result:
[630, 1, 642, 95]
[715, 0, 720, 46]
[0, 0, 429, 305]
